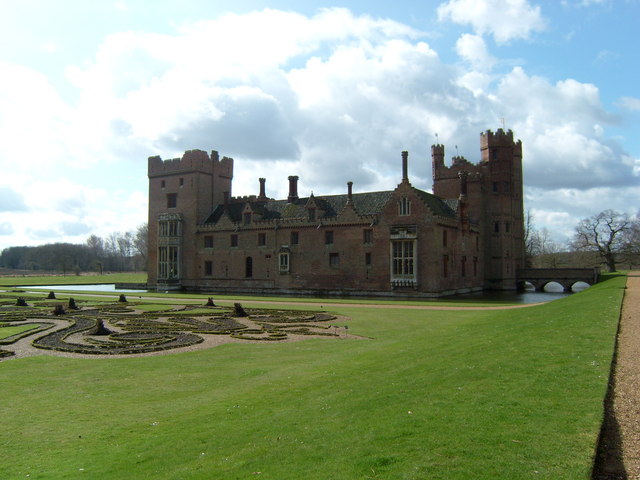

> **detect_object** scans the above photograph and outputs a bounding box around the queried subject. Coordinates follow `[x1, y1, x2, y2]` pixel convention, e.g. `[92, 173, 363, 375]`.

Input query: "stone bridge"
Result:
[517, 268, 600, 292]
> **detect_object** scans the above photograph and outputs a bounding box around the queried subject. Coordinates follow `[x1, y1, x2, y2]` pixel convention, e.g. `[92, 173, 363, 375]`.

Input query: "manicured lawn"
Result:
[0, 324, 40, 340]
[0, 273, 147, 286]
[0, 275, 625, 479]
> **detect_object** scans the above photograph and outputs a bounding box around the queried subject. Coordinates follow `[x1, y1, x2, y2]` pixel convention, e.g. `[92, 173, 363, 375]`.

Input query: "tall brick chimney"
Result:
[347, 181, 353, 203]
[458, 171, 468, 199]
[258, 178, 266, 200]
[401, 151, 409, 183]
[287, 175, 299, 203]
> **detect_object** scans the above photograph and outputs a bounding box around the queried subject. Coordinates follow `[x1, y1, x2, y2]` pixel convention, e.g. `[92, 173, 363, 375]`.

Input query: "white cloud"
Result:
[455, 34, 496, 71]
[438, 0, 546, 44]
[0, 7, 636, 251]
[617, 96, 640, 111]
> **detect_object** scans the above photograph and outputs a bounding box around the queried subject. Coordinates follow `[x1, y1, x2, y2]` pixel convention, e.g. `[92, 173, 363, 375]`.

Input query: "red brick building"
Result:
[147, 129, 525, 297]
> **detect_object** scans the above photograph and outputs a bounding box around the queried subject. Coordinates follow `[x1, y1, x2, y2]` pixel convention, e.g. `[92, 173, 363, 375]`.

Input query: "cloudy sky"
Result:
[0, 0, 638, 252]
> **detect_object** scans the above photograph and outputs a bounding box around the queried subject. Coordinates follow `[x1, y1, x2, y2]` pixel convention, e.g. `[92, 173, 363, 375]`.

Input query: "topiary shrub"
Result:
[15, 297, 28, 307]
[68, 298, 79, 310]
[205, 297, 216, 307]
[89, 319, 113, 336]
[233, 303, 247, 317]
[118, 294, 127, 303]
[47, 291, 56, 299]
[52, 304, 65, 315]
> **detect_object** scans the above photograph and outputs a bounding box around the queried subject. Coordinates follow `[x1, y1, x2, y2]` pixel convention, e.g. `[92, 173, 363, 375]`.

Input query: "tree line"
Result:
[0, 224, 148, 274]
[526, 209, 639, 272]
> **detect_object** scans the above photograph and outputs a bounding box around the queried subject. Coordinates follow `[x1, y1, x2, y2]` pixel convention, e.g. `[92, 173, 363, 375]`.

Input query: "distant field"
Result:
[0, 272, 147, 286]
[0, 274, 625, 479]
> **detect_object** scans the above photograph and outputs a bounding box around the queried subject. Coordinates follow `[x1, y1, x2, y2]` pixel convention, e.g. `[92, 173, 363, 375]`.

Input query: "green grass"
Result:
[0, 324, 40, 340]
[0, 275, 625, 479]
[0, 273, 146, 286]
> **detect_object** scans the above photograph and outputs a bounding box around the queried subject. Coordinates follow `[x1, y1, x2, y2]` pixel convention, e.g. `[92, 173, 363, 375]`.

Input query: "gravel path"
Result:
[593, 271, 640, 480]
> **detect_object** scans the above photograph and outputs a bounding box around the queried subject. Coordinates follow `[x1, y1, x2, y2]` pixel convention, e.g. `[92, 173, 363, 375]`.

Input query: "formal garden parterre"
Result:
[0, 293, 343, 359]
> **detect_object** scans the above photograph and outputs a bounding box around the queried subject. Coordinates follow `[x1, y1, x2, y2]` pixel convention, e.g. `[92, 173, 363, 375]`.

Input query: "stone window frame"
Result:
[279, 250, 290, 274]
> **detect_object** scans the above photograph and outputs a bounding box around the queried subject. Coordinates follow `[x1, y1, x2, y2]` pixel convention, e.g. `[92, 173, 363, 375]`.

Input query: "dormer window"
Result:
[243, 212, 252, 225]
[399, 197, 411, 216]
[308, 208, 316, 222]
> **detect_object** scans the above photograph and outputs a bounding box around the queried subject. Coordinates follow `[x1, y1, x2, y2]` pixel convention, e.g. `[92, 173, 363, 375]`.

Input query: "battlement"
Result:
[452, 156, 472, 167]
[148, 149, 234, 178]
[480, 129, 522, 151]
[431, 144, 445, 156]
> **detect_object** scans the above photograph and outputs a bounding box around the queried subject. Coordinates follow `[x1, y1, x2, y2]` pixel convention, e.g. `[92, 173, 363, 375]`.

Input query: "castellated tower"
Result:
[147, 149, 233, 289]
[432, 129, 524, 290]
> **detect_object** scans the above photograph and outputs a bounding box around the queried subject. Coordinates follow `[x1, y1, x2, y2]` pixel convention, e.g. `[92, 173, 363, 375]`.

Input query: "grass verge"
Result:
[0, 274, 625, 479]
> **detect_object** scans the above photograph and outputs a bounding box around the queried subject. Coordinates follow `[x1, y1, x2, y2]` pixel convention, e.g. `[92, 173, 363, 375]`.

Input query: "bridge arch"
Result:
[517, 268, 599, 293]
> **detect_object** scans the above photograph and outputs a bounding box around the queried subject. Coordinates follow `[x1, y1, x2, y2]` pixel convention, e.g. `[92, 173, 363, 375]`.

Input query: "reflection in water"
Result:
[456, 281, 589, 304]
[19, 283, 591, 304]
[21, 284, 147, 293]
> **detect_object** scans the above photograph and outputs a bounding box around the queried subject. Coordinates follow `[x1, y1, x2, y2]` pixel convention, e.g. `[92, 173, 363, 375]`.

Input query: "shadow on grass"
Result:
[591, 298, 627, 480]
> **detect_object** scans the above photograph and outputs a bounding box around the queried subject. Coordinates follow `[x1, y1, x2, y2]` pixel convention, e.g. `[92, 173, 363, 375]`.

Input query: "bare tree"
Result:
[571, 210, 634, 272]
[117, 231, 135, 270]
[134, 223, 148, 264]
[534, 228, 563, 268]
[524, 209, 537, 267]
[619, 212, 640, 268]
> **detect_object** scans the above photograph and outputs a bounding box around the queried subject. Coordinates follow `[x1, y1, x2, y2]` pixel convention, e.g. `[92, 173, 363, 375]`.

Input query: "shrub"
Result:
[52, 304, 65, 315]
[233, 303, 247, 317]
[68, 298, 80, 310]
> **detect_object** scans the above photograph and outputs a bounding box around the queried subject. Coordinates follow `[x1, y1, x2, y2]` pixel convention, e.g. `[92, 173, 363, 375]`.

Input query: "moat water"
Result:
[19, 282, 589, 304]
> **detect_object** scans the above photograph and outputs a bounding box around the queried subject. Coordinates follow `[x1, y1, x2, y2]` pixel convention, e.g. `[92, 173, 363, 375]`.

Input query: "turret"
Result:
[431, 144, 445, 181]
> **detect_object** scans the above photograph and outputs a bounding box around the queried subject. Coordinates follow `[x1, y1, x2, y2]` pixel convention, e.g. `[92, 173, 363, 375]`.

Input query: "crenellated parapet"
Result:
[480, 129, 522, 158]
[148, 149, 234, 178]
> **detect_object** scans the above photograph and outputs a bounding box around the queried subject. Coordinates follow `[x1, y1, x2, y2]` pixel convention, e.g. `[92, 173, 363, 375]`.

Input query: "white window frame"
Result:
[279, 251, 290, 273]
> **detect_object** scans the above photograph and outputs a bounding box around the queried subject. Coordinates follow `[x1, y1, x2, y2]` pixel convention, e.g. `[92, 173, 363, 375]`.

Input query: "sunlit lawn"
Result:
[0, 274, 624, 479]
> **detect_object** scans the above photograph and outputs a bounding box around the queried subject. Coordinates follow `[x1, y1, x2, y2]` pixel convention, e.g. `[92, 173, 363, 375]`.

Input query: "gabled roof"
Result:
[412, 188, 457, 218]
[203, 187, 456, 225]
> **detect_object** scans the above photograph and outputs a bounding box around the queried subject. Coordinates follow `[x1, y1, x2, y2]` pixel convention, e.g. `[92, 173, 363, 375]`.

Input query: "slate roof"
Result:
[203, 188, 456, 225]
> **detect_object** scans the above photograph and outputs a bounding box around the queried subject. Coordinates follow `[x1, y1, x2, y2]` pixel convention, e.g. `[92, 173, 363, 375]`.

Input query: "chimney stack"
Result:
[347, 181, 353, 203]
[458, 171, 468, 200]
[258, 178, 266, 200]
[401, 151, 409, 183]
[287, 175, 299, 203]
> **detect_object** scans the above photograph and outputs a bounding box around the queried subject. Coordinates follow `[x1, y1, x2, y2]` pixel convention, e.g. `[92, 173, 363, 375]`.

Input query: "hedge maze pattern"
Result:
[0, 294, 339, 358]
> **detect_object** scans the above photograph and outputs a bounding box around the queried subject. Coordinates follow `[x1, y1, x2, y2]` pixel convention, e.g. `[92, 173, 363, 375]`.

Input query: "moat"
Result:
[20, 283, 588, 304]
